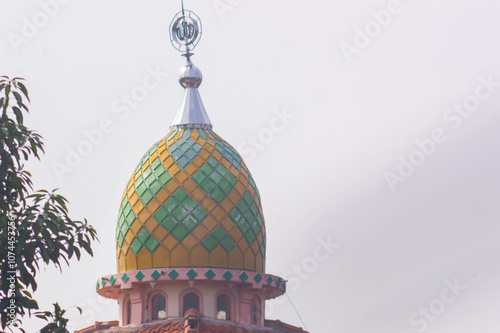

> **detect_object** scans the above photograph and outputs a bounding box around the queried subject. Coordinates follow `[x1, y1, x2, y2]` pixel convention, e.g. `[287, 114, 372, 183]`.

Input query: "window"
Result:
[216, 294, 230, 320]
[250, 296, 261, 325]
[183, 292, 200, 314]
[151, 294, 167, 320]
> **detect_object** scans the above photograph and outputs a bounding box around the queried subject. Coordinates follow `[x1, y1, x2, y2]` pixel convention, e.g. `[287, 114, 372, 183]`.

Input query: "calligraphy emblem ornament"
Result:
[169, 10, 202, 53]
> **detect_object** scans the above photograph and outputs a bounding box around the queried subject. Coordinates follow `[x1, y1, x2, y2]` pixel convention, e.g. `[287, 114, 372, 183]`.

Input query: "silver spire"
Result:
[170, 56, 212, 129]
[169, 9, 211, 130]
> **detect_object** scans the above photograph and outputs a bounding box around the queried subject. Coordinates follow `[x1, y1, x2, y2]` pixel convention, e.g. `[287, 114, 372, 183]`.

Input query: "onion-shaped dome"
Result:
[115, 60, 266, 274]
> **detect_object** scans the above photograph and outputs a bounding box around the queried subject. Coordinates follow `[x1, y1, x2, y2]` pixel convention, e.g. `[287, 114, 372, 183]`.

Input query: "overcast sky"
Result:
[1, 0, 500, 332]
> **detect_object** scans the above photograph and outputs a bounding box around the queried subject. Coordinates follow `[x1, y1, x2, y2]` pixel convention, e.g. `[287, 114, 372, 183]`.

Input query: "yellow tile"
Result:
[220, 198, 235, 214]
[143, 217, 158, 234]
[229, 227, 243, 243]
[163, 234, 179, 250]
[130, 221, 142, 235]
[183, 179, 197, 193]
[190, 244, 209, 267]
[221, 216, 234, 232]
[256, 232, 264, 245]
[220, 158, 230, 170]
[203, 216, 218, 231]
[209, 246, 227, 268]
[176, 170, 189, 184]
[243, 250, 256, 271]
[184, 163, 198, 176]
[125, 250, 137, 271]
[192, 225, 209, 241]
[165, 181, 180, 195]
[212, 150, 222, 162]
[228, 191, 242, 206]
[228, 247, 244, 269]
[138, 209, 151, 223]
[212, 206, 227, 221]
[235, 183, 246, 196]
[182, 234, 197, 250]
[125, 230, 135, 246]
[152, 225, 168, 243]
[147, 199, 161, 215]
[168, 163, 181, 176]
[156, 189, 170, 204]
[118, 257, 126, 273]
[189, 188, 206, 204]
[137, 247, 153, 269]
[255, 253, 264, 273]
[200, 196, 217, 213]
[130, 193, 141, 211]
[251, 241, 259, 255]
[237, 238, 249, 252]
[170, 245, 189, 267]
[127, 187, 135, 200]
[199, 150, 210, 160]
[192, 155, 205, 167]
[190, 129, 199, 140]
[152, 245, 170, 268]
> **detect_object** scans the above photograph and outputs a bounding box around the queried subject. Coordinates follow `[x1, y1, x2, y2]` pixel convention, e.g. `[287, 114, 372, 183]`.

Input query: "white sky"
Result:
[1, 0, 500, 332]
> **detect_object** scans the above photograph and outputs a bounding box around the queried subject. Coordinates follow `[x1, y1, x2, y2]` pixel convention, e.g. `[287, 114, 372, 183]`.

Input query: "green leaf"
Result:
[13, 106, 23, 124]
[17, 81, 30, 102]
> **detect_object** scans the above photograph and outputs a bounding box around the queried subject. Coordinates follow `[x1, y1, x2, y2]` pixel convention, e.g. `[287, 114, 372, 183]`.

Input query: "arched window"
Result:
[151, 294, 167, 320]
[216, 294, 230, 320]
[123, 296, 131, 325]
[250, 295, 261, 325]
[183, 292, 200, 314]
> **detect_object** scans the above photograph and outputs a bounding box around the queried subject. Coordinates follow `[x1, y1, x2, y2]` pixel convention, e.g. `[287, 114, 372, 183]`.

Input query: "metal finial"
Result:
[169, 9, 202, 56]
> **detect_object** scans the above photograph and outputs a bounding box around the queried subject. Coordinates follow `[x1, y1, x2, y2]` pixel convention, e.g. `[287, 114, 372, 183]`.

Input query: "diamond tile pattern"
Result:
[229, 192, 264, 245]
[136, 271, 144, 281]
[187, 269, 198, 279]
[134, 157, 172, 206]
[116, 128, 266, 273]
[154, 188, 208, 243]
[212, 132, 242, 171]
[131, 228, 160, 255]
[205, 269, 216, 279]
[201, 226, 235, 254]
[116, 197, 136, 247]
[193, 157, 237, 204]
[151, 270, 161, 280]
[167, 130, 202, 169]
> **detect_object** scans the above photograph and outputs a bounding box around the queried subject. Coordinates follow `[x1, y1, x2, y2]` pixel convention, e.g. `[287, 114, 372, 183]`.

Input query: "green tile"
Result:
[210, 130, 242, 171]
[220, 237, 235, 253]
[144, 236, 160, 254]
[109, 275, 116, 285]
[193, 157, 237, 204]
[197, 129, 207, 141]
[276, 277, 282, 288]
[101, 279, 106, 287]
[154, 188, 208, 242]
[187, 269, 198, 279]
[137, 228, 150, 243]
[254, 273, 262, 283]
[168, 269, 179, 279]
[201, 234, 218, 253]
[205, 269, 215, 279]
[239, 272, 248, 282]
[223, 271, 233, 281]
[212, 226, 226, 240]
[167, 130, 202, 169]
[136, 271, 144, 281]
[121, 273, 129, 283]
[151, 270, 161, 280]
[266, 276, 273, 285]
[130, 237, 143, 255]
[229, 191, 263, 246]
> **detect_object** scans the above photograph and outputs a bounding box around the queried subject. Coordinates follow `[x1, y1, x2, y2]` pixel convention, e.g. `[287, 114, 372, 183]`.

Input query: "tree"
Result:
[0, 77, 98, 332]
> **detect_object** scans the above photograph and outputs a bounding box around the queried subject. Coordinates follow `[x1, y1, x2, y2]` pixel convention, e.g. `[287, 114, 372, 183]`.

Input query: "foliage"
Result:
[0, 77, 98, 332]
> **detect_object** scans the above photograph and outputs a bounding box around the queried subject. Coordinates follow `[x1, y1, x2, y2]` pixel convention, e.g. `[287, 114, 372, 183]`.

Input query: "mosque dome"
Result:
[115, 60, 266, 274]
